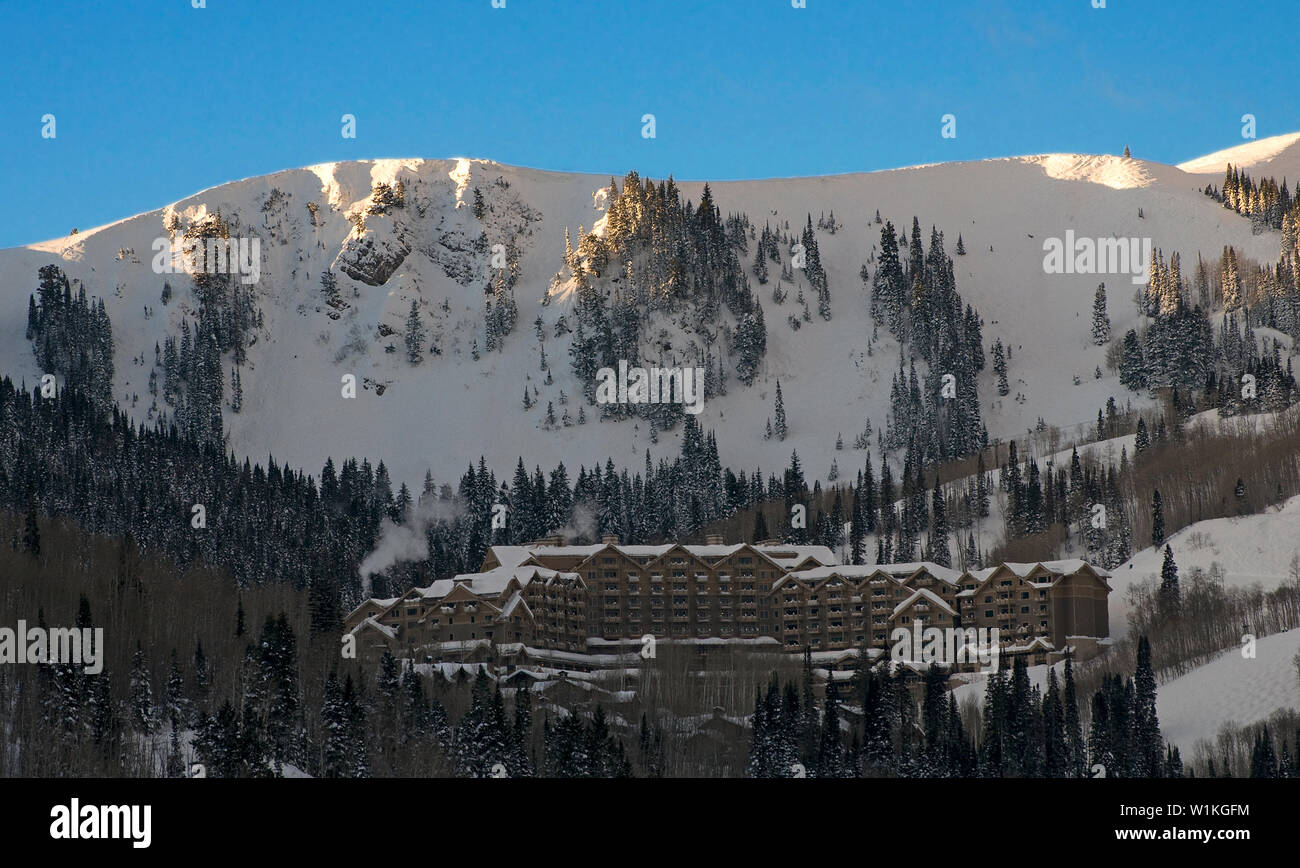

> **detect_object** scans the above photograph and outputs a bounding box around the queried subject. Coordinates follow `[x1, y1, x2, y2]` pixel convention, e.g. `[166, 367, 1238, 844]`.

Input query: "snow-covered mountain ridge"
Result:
[3, 135, 1298, 489]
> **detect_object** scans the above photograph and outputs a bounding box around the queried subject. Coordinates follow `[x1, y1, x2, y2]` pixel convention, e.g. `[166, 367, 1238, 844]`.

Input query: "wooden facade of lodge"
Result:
[345, 536, 1112, 670]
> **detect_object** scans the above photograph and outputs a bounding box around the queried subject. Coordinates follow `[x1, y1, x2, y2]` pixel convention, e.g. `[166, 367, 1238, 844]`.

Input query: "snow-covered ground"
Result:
[1157, 627, 1300, 753]
[950, 627, 1300, 757]
[1110, 494, 1300, 637]
[1, 135, 1296, 492]
[951, 491, 1300, 748]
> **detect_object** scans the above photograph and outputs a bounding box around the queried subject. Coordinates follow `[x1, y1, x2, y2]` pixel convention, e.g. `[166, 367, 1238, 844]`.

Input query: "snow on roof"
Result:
[878, 562, 963, 584]
[349, 617, 396, 639]
[969, 560, 1108, 584]
[487, 546, 536, 568]
[891, 587, 957, 619]
[615, 544, 675, 557]
[420, 661, 492, 681]
[412, 564, 577, 601]
[1003, 637, 1055, 653]
[809, 648, 861, 663]
[525, 544, 606, 558]
[683, 544, 749, 557]
[510, 541, 836, 567]
[1008, 559, 1109, 578]
[344, 596, 400, 621]
[781, 561, 962, 587]
[412, 579, 455, 599]
[754, 544, 836, 565]
[500, 591, 531, 620]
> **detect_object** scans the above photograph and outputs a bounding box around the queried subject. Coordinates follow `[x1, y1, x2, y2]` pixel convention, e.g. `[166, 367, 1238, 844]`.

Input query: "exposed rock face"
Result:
[338, 231, 411, 286]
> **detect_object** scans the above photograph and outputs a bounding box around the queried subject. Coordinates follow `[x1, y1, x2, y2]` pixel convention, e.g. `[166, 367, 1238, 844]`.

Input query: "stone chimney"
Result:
[704, 533, 725, 545]
[601, 533, 620, 545]
[531, 534, 564, 547]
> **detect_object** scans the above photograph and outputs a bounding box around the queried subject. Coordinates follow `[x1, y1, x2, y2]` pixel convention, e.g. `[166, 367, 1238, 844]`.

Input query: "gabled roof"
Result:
[1003, 636, 1055, 653]
[778, 560, 962, 590]
[754, 544, 836, 569]
[410, 564, 579, 602]
[890, 587, 957, 619]
[484, 546, 542, 569]
[349, 616, 396, 640]
[639, 542, 716, 572]
[876, 561, 963, 586]
[971, 560, 1110, 583]
[499, 591, 532, 621]
[502, 540, 838, 573]
[442, 582, 483, 604]
[343, 595, 400, 623]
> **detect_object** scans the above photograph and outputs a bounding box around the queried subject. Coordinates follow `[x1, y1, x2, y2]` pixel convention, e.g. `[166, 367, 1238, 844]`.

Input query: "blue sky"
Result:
[3, 0, 1297, 247]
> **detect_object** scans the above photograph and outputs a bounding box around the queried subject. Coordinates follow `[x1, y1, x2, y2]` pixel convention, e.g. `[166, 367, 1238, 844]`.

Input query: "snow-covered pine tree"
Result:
[992, 339, 1009, 396]
[1091, 283, 1111, 345]
[773, 380, 788, 441]
[405, 299, 426, 364]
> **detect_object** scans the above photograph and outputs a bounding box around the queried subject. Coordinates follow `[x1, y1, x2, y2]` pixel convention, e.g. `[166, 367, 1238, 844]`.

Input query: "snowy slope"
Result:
[1176, 131, 1300, 177]
[0, 137, 1295, 491]
[1156, 627, 1300, 753]
[1109, 494, 1300, 637]
[949, 627, 1300, 756]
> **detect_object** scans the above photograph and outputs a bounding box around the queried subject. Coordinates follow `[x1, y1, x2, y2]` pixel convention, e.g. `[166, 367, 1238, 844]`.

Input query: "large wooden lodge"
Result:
[344, 535, 1112, 672]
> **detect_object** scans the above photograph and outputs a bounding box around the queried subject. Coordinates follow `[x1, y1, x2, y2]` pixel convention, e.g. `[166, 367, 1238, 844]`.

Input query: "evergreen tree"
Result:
[1091, 283, 1112, 345]
[929, 478, 951, 567]
[815, 677, 844, 778]
[1087, 688, 1113, 776]
[405, 299, 426, 364]
[129, 643, 154, 735]
[1043, 668, 1068, 777]
[773, 380, 788, 441]
[1132, 636, 1163, 777]
[992, 339, 1009, 396]
[1158, 545, 1181, 616]
[1250, 728, 1279, 777]
[1063, 656, 1085, 778]
[1119, 329, 1147, 391]
[1151, 489, 1165, 547]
